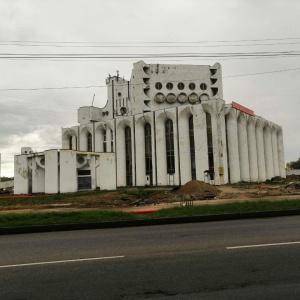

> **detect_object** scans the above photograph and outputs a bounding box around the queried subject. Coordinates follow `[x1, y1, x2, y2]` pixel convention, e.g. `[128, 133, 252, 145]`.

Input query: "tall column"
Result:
[225, 109, 240, 183]
[193, 105, 209, 182]
[178, 109, 192, 184]
[255, 120, 266, 181]
[155, 114, 167, 186]
[271, 127, 279, 177]
[45, 150, 59, 193]
[238, 113, 250, 182]
[247, 117, 258, 181]
[277, 129, 286, 178]
[263, 124, 274, 179]
[202, 99, 227, 185]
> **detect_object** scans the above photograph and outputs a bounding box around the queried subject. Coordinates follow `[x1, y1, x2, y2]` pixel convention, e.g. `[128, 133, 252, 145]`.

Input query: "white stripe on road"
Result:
[227, 241, 300, 250]
[0, 255, 125, 269]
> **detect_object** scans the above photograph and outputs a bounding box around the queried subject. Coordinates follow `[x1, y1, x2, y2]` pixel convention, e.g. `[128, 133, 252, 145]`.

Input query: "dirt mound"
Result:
[176, 180, 219, 199]
[286, 174, 300, 181]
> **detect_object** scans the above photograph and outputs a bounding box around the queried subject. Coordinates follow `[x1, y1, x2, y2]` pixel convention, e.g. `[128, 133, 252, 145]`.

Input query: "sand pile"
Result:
[176, 180, 219, 199]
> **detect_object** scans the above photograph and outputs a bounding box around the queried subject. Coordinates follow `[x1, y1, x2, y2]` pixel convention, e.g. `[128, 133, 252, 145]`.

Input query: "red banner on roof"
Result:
[232, 101, 254, 116]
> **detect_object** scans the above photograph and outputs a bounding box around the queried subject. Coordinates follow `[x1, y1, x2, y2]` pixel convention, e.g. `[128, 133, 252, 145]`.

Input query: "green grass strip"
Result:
[1, 199, 300, 228]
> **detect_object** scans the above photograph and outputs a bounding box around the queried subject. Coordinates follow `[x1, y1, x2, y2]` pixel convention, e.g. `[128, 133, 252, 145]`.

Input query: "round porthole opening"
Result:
[155, 82, 162, 90]
[166, 93, 176, 103]
[177, 82, 185, 90]
[200, 83, 207, 91]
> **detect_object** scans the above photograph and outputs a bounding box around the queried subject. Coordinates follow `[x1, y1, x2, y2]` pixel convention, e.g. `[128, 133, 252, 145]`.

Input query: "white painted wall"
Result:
[45, 150, 59, 193]
[60, 150, 77, 193]
[97, 153, 116, 190]
[14, 155, 29, 194]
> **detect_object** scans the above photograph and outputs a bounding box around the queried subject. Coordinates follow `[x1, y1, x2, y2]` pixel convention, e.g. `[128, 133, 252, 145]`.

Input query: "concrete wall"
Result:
[14, 150, 116, 194]
[286, 169, 300, 176]
[97, 153, 116, 190]
[45, 150, 59, 193]
[14, 155, 30, 194]
[0, 180, 14, 189]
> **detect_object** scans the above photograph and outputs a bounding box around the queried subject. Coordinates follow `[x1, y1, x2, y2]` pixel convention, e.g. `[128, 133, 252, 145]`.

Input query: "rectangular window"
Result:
[165, 119, 175, 174]
[77, 170, 91, 190]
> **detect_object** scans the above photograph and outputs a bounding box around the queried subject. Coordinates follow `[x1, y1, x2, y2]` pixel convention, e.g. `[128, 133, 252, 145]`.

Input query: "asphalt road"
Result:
[1, 216, 300, 299]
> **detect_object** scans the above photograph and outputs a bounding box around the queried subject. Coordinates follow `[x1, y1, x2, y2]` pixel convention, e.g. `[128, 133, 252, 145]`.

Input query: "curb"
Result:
[1, 209, 300, 235]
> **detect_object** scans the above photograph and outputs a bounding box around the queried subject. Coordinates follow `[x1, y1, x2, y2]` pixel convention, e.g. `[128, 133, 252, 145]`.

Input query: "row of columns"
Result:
[226, 108, 285, 183]
[62, 100, 285, 187]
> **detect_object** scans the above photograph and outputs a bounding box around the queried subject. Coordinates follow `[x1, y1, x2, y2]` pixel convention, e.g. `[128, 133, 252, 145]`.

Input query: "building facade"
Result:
[60, 60, 285, 189]
[14, 61, 286, 194]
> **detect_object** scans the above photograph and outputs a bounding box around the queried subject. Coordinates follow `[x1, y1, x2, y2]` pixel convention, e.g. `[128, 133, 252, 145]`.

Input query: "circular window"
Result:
[154, 93, 165, 103]
[166, 82, 173, 90]
[77, 156, 85, 164]
[40, 158, 45, 166]
[200, 83, 207, 91]
[166, 93, 176, 103]
[177, 82, 185, 90]
[155, 82, 162, 90]
[200, 93, 209, 101]
[189, 93, 199, 103]
[189, 83, 195, 90]
[177, 93, 188, 103]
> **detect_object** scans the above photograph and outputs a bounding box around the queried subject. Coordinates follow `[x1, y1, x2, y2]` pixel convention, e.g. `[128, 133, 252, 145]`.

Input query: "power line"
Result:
[0, 51, 299, 61]
[0, 104, 76, 114]
[1, 41, 300, 48]
[0, 66, 299, 92]
[0, 85, 100, 91]
[224, 67, 300, 78]
[1, 50, 300, 56]
[1, 37, 300, 44]
[0, 94, 79, 108]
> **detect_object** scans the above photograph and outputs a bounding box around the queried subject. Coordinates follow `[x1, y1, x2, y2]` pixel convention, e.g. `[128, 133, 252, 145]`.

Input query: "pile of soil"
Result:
[176, 180, 220, 200]
[286, 174, 300, 181]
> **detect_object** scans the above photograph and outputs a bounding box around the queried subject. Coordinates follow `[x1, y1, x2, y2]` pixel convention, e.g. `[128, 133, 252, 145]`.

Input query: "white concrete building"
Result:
[14, 148, 116, 194]
[15, 60, 285, 194]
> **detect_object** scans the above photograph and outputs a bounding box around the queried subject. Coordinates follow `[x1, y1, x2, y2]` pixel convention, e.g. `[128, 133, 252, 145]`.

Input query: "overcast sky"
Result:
[0, 0, 300, 177]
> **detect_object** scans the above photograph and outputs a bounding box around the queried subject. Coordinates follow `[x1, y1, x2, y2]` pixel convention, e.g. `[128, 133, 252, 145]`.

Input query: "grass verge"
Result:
[1, 198, 300, 228]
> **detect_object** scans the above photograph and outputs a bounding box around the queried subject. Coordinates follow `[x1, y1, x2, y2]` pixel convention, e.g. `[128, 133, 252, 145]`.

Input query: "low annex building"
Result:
[15, 61, 285, 194]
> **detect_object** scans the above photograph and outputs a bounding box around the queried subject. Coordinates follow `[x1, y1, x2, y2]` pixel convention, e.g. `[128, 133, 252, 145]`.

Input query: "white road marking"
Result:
[227, 241, 300, 250]
[0, 255, 125, 269]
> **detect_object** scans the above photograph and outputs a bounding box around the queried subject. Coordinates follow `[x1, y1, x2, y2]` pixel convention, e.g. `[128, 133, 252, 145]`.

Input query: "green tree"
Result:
[286, 158, 300, 169]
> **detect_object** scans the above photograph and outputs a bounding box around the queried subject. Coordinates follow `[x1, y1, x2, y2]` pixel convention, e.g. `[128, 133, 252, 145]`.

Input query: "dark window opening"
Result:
[103, 131, 107, 152]
[87, 133, 92, 152]
[210, 69, 217, 76]
[78, 170, 91, 190]
[144, 123, 153, 185]
[206, 113, 214, 176]
[155, 82, 162, 90]
[111, 130, 114, 152]
[225, 118, 230, 182]
[189, 83, 195, 90]
[166, 82, 173, 90]
[210, 78, 217, 85]
[200, 83, 207, 90]
[177, 82, 185, 90]
[125, 126, 133, 186]
[69, 136, 72, 150]
[165, 119, 175, 174]
[211, 87, 218, 96]
[78, 170, 91, 176]
[189, 116, 196, 180]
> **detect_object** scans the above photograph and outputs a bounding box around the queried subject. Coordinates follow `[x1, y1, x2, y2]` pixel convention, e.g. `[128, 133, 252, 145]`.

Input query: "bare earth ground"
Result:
[0, 178, 300, 215]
